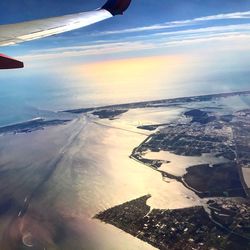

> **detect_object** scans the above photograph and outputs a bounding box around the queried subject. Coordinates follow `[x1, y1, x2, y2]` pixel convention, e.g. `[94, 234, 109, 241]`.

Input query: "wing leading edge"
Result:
[0, 0, 132, 69]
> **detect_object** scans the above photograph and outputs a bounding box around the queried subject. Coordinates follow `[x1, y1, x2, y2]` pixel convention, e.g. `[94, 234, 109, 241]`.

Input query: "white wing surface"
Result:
[0, 9, 112, 46]
[0, 0, 132, 69]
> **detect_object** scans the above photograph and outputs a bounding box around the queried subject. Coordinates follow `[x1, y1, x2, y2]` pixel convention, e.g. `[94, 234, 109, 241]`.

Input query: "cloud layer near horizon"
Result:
[10, 9, 248, 66]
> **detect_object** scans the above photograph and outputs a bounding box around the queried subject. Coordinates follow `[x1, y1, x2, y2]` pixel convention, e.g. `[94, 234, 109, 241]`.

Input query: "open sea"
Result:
[0, 65, 249, 127]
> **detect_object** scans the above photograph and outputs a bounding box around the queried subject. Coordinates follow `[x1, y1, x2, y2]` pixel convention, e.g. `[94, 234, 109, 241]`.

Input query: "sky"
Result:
[0, 0, 250, 125]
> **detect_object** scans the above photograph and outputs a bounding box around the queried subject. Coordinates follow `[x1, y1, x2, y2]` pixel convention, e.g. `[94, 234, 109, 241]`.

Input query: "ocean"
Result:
[0, 62, 249, 127]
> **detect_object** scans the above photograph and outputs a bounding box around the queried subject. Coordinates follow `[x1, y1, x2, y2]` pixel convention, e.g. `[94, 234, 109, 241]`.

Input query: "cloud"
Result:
[137, 24, 250, 41]
[22, 41, 155, 61]
[21, 23, 250, 64]
[93, 11, 250, 36]
[16, 8, 250, 69]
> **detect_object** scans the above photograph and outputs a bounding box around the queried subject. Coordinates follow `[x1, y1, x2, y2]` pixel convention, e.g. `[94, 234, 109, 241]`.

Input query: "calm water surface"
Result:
[0, 108, 201, 249]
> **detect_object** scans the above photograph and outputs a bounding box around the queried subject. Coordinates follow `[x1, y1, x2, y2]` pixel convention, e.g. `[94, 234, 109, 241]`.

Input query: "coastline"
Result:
[0, 90, 249, 249]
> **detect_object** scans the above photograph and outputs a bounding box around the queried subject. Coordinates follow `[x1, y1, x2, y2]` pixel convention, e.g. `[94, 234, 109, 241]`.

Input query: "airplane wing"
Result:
[0, 0, 132, 69]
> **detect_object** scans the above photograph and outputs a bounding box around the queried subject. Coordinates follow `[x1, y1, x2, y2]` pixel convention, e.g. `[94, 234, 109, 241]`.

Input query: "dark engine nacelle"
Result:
[102, 0, 132, 15]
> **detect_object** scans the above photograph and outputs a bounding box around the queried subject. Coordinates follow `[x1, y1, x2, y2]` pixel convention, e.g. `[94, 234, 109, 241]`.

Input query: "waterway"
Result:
[0, 108, 201, 249]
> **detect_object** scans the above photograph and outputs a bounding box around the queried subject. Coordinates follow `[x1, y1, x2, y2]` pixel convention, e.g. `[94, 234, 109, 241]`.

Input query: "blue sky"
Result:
[0, 0, 250, 125]
[1, 0, 250, 24]
[1, 0, 250, 55]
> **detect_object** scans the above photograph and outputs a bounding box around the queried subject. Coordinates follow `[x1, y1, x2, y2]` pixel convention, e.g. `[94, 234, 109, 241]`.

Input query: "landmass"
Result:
[95, 195, 250, 250]
[63, 90, 250, 114]
[184, 109, 216, 124]
[137, 123, 169, 131]
[183, 163, 245, 197]
[91, 109, 128, 119]
[0, 118, 71, 135]
[131, 106, 249, 198]
[208, 198, 250, 240]
[93, 90, 250, 249]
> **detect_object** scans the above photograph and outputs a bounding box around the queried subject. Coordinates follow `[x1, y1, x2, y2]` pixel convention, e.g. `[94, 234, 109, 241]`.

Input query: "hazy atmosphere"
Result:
[1, 0, 250, 125]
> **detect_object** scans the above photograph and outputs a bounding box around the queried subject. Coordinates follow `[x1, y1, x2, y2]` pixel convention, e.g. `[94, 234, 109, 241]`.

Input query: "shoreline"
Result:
[0, 90, 249, 249]
[0, 89, 249, 135]
[63, 90, 250, 114]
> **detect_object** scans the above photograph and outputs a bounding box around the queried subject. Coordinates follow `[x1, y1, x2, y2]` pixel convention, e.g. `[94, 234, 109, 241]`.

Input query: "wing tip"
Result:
[0, 54, 24, 69]
[102, 0, 132, 16]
